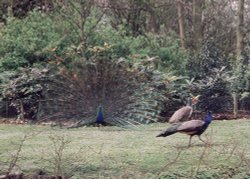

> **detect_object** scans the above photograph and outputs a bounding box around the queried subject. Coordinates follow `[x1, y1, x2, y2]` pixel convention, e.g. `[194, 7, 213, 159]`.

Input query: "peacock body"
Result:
[157, 111, 213, 146]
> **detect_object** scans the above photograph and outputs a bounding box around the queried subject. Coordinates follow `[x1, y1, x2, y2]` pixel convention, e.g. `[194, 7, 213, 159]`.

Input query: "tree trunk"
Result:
[236, 0, 244, 57]
[232, 93, 239, 118]
[192, 0, 204, 50]
[234, 0, 245, 118]
[7, 0, 14, 18]
[148, 9, 160, 34]
[177, 0, 185, 48]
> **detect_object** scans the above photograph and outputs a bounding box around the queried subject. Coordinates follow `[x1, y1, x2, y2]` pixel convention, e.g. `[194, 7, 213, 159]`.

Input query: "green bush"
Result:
[239, 65, 250, 110]
[194, 67, 233, 112]
[0, 6, 188, 75]
[130, 33, 189, 75]
[0, 10, 62, 71]
[86, 18, 189, 75]
[188, 40, 228, 79]
[0, 7, 191, 120]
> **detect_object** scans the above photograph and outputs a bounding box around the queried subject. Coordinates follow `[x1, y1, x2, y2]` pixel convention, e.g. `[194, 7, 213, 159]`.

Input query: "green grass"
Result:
[0, 120, 250, 178]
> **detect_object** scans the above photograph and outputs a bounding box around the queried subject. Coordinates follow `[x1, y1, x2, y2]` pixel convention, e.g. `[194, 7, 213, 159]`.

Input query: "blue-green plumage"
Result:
[157, 111, 213, 146]
[96, 106, 104, 124]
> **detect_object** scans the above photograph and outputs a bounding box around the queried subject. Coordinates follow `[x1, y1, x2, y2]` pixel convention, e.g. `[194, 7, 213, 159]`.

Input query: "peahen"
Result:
[157, 111, 213, 146]
[168, 95, 200, 124]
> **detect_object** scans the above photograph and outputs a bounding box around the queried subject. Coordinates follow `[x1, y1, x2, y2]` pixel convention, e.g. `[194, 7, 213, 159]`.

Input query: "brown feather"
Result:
[168, 106, 193, 123]
[177, 120, 204, 132]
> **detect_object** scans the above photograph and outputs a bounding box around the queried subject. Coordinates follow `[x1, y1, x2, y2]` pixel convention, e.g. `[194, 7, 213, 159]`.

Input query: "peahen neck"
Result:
[186, 98, 192, 107]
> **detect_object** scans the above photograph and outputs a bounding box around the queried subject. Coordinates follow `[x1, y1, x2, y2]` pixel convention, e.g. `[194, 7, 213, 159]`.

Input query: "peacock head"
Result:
[98, 105, 103, 112]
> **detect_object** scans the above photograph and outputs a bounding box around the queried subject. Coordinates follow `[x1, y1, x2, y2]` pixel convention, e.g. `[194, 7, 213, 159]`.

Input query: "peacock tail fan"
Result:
[36, 57, 168, 128]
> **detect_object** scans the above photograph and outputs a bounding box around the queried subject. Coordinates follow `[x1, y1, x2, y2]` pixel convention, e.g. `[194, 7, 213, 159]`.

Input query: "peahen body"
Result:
[168, 96, 199, 124]
[157, 111, 212, 146]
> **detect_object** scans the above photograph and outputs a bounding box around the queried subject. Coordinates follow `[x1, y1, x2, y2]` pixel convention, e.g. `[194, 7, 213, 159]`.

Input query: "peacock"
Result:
[36, 57, 168, 127]
[156, 111, 213, 146]
[168, 95, 200, 124]
[95, 105, 105, 126]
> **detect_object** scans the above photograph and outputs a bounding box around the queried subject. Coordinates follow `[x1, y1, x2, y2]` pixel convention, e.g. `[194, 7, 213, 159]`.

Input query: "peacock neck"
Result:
[96, 106, 104, 121]
[204, 112, 212, 125]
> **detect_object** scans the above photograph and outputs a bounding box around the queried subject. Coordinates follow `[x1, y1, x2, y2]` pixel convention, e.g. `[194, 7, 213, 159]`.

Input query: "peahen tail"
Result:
[156, 123, 181, 137]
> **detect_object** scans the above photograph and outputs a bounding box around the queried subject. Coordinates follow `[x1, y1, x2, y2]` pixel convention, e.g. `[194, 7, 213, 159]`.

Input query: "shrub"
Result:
[1, 67, 50, 119]
[0, 6, 190, 121]
[86, 19, 189, 75]
[194, 67, 234, 112]
[188, 40, 228, 79]
[0, 10, 62, 71]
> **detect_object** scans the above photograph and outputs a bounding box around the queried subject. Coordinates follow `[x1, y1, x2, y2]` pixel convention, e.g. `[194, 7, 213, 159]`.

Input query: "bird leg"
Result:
[188, 136, 193, 147]
[198, 136, 207, 144]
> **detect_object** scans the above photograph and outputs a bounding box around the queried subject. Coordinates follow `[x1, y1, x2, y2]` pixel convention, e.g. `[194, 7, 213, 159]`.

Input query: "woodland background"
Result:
[0, 1, 250, 178]
[0, 0, 249, 124]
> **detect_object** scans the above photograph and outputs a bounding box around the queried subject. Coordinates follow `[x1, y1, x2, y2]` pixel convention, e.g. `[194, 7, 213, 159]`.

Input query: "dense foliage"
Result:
[0, 11, 62, 71]
[0, 9, 188, 122]
[0, 0, 249, 121]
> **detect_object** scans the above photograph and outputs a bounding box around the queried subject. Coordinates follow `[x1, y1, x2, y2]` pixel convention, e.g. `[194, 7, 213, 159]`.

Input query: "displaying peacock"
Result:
[157, 111, 213, 146]
[36, 56, 168, 127]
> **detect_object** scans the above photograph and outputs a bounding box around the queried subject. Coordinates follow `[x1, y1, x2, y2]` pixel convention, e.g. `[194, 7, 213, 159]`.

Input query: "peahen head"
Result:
[186, 95, 200, 106]
[191, 95, 200, 105]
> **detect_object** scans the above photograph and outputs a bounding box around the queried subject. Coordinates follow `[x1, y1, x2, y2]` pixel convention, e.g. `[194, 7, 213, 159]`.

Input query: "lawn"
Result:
[0, 119, 250, 178]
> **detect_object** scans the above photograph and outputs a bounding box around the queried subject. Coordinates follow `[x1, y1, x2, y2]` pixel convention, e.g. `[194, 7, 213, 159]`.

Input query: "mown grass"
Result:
[0, 119, 250, 178]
